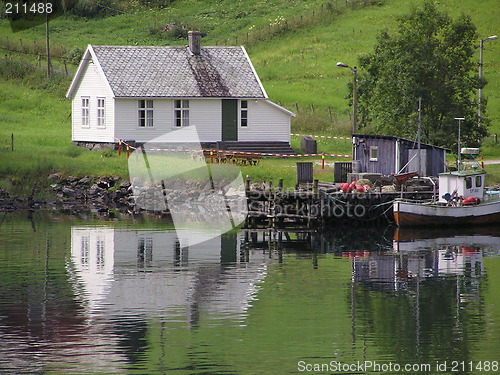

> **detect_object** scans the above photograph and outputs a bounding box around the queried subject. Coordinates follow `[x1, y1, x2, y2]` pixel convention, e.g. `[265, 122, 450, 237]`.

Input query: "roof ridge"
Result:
[92, 45, 240, 49]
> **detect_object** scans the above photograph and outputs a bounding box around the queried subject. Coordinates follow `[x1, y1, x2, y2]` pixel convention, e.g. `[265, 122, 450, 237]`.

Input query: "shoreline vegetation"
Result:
[1, 0, 499, 200]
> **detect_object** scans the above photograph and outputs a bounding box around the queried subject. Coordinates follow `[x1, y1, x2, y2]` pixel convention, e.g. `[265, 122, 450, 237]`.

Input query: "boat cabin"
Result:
[438, 170, 485, 203]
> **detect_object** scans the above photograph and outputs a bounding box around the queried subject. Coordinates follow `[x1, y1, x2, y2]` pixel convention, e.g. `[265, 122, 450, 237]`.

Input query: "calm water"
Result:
[1, 212, 499, 375]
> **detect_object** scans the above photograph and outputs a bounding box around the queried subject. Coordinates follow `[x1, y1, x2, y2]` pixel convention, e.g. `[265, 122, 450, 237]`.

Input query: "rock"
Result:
[119, 180, 131, 189]
[48, 173, 60, 180]
[62, 187, 77, 197]
[88, 184, 103, 196]
[78, 176, 92, 186]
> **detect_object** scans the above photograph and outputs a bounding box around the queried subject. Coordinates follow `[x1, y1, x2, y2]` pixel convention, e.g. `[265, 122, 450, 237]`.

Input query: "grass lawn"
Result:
[1, 0, 499, 195]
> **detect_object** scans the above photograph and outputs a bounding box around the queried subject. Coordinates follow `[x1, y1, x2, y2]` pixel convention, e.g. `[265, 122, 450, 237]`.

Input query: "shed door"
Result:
[222, 99, 238, 141]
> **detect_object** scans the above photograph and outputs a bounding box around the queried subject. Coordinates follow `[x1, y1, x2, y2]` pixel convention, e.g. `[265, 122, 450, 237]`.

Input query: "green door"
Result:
[222, 99, 238, 141]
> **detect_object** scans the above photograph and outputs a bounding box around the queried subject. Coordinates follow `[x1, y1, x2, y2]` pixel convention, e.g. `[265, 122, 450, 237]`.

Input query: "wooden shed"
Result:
[352, 134, 448, 177]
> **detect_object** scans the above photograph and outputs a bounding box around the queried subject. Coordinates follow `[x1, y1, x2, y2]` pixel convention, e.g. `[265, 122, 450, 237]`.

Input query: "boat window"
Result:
[465, 177, 472, 189]
[475, 175, 482, 188]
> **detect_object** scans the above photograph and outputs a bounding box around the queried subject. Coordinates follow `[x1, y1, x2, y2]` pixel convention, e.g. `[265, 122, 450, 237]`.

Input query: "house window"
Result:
[369, 146, 379, 161]
[81, 97, 90, 127]
[175, 100, 190, 127]
[138, 100, 154, 127]
[96, 238, 105, 270]
[240, 100, 248, 127]
[97, 98, 105, 128]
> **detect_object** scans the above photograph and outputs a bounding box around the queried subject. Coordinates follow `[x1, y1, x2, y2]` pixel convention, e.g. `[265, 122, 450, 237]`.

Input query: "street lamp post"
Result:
[454, 117, 465, 172]
[337, 62, 358, 134]
[478, 35, 497, 129]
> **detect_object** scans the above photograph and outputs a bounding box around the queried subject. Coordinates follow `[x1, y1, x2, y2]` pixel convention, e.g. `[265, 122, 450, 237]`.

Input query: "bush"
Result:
[0, 59, 36, 80]
[64, 47, 85, 66]
[138, 0, 174, 8]
[68, 0, 113, 18]
[64, 145, 84, 158]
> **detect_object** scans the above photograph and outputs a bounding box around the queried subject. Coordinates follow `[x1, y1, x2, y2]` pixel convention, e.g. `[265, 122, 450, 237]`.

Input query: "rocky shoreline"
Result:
[0, 174, 246, 220]
[0, 174, 139, 216]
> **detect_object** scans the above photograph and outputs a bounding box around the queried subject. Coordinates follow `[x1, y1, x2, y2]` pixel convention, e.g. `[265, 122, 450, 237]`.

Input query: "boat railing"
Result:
[485, 189, 500, 202]
[394, 197, 440, 205]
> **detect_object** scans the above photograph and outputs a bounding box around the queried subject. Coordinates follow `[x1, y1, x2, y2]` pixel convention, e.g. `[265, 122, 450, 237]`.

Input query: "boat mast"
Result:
[454, 117, 465, 172]
[417, 98, 422, 175]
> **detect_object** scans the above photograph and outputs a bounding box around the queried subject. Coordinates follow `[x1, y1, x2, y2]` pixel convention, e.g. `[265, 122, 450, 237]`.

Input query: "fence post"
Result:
[11, 133, 14, 152]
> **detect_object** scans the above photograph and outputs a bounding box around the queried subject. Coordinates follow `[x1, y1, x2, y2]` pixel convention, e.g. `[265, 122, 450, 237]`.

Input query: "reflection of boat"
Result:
[394, 168, 500, 226]
[393, 227, 500, 257]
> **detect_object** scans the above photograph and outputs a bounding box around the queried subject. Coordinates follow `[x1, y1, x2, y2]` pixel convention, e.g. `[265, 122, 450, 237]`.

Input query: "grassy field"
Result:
[0, 0, 499, 194]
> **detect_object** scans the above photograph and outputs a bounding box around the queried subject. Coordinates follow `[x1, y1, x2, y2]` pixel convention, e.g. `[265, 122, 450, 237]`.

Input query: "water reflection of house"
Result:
[70, 227, 269, 323]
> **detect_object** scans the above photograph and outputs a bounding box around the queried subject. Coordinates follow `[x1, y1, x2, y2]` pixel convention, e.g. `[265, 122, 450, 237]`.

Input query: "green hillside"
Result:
[0, 0, 499, 189]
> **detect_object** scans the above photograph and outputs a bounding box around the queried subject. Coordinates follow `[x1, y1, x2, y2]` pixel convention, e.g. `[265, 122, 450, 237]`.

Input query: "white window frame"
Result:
[138, 100, 154, 127]
[369, 146, 379, 161]
[97, 97, 106, 128]
[174, 100, 190, 127]
[81, 97, 90, 128]
[240, 100, 248, 127]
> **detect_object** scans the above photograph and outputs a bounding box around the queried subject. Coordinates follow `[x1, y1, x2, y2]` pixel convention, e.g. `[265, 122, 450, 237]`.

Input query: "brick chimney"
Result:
[188, 31, 201, 55]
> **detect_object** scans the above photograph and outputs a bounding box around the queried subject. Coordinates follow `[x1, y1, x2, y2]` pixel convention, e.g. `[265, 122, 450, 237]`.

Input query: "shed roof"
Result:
[353, 134, 450, 151]
[67, 45, 268, 99]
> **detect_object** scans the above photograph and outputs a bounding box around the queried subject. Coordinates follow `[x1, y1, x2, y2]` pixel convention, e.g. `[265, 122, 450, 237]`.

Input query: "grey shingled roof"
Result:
[91, 45, 267, 98]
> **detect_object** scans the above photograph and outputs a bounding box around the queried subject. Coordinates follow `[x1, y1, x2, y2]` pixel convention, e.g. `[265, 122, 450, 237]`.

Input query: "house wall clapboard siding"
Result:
[239, 101, 291, 142]
[71, 59, 115, 143]
[114, 98, 290, 143]
[114, 99, 222, 143]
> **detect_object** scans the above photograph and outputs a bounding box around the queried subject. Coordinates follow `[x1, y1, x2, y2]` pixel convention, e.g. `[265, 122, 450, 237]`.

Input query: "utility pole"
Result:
[45, 1, 51, 79]
[336, 62, 358, 134]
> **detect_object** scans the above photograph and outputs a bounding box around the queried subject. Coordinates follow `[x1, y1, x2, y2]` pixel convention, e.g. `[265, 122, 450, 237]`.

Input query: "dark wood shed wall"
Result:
[355, 137, 396, 175]
[397, 140, 446, 176]
[354, 135, 447, 176]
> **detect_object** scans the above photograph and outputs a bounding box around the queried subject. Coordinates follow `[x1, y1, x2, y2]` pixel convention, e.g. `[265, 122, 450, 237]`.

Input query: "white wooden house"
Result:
[66, 31, 294, 151]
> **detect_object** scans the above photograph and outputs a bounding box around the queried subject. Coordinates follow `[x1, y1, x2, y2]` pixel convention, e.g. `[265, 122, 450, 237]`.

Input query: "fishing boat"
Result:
[393, 168, 500, 226]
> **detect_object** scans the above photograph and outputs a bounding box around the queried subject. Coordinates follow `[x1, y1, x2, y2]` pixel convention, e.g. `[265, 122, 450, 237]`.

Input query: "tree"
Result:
[355, 1, 488, 148]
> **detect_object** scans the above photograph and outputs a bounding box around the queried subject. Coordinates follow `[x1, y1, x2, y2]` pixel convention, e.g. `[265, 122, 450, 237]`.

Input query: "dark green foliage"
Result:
[138, 0, 175, 8]
[64, 47, 85, 66]
[356, 1, 487, 148]
[68, 0, 114, 18]
[0, 58, 71, 96]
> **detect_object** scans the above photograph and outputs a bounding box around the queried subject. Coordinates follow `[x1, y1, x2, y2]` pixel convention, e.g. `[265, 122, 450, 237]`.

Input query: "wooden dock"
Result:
[244, 181, 435, 229]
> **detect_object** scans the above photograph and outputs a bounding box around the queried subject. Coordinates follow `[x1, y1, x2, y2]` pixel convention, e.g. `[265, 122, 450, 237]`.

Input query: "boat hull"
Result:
[393, 200, 500, 226]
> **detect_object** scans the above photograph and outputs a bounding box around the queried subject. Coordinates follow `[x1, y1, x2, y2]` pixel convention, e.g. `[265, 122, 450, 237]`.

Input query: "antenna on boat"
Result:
[417, 98, 422, 175]
[454, 117, 465, 172]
